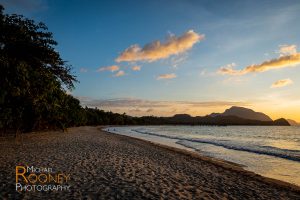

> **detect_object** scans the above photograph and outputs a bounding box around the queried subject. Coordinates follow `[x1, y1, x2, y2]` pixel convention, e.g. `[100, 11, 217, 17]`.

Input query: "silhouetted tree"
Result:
[0, 5, 77, 134]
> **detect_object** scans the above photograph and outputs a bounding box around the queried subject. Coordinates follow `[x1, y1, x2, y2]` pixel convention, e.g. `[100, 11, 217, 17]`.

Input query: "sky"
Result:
[2, 0, 300, 121]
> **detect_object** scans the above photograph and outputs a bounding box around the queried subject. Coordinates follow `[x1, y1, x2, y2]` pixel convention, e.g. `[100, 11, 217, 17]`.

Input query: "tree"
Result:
[0, 5, 78, 134]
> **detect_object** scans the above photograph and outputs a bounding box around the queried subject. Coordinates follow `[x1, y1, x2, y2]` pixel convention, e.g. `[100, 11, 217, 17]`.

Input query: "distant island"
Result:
[136, 106, 290, 126]
[287, 119, 300, 126]
[208, 106, 272, 121]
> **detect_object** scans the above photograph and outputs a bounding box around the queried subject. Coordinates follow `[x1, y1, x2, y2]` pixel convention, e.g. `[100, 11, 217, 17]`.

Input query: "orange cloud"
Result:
[279, 44, 297, 56]
[157, 73, 177, 80]
[97, 65, 120, 72]
[218, 53, 300, 75]
[271, 78, 293, 88]
[116, 30, 204, 62]
[113, 70, 125, 77]
[146, 108, 154, 112]
[131, 65, 141, 71]
[78, 97, 250, 117]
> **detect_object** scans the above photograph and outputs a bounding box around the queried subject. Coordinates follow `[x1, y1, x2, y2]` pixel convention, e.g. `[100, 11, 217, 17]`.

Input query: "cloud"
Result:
[129, 108, 142, 112]
[179, 101, 249, 107]
[170, 53, 188, 68]
[156, 73, 177, 80]
[113, 70, 125, 77]
[279, 44, 297, 56]
[200, 69, 206, 76]
[80, 68, 88, 73]
[97, 65, 120, 72]
[218, 53, 300, 75]
[78, 97, 251, 117]
[224, 63, 237, 68]
[222, 76, 247, 84]
[79, 97, 249, 109]
[271, 78, 293, 88]
[146, 108, 154, 112]
[116, 30, 204, 62]
[78, 98, 169, 108]
[131, 65, 141, 71]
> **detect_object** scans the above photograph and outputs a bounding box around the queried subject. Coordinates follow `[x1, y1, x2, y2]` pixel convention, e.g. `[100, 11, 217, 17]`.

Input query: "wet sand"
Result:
[0, 126, 299, 199]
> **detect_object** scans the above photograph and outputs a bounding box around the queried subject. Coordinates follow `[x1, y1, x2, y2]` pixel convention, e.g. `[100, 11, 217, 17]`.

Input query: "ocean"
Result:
[105, 125, 300, 186]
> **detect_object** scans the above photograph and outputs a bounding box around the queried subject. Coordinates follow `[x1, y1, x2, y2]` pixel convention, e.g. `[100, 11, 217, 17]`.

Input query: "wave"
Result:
[132, 129, 300, 162]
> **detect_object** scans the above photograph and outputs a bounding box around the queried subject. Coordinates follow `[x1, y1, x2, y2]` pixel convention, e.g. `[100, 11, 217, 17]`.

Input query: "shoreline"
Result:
[103, 127, 300, 192]
[106, 125, 300, 186]
[0, 126, 299, 199]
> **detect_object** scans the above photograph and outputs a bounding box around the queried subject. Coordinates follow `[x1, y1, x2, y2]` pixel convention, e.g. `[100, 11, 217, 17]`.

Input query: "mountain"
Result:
[209, 106, 272, 121]
[287, 119, 299, 126]
[273, 118, 291, 126]
[163, 114, 289, 126]
[160, 106, 290, 126]
[208, 112, 221, 117]
[172, 114, 192, 121]
[139, 106, 290, 126]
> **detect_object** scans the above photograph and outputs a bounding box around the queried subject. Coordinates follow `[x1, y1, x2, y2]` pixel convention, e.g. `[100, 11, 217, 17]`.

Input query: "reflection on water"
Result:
[178, 140, 300, 186]
[105, 126, 300, 186]
[267, 140, 300, 151]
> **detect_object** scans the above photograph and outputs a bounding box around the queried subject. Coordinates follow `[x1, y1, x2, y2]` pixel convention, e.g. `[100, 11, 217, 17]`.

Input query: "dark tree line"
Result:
[0, 5, 76, 133]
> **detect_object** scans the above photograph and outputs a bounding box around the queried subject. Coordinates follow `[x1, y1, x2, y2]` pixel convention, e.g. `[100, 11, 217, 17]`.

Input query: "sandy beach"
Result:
[0, 126, 300, 199]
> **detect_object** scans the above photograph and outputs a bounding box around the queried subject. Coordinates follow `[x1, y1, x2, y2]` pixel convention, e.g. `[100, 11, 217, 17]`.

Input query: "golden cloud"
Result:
[97, 65, 120, 72]
[157, 73, 177, 80]
[131, 65, 141, 71]
[113, 70, 125, 77]
[78, 97, 250, 117]
[218, 53, 300, 75]
[271, 78, 293, 88]
[279, 44, 297, 56]
[146, 108, 154, 112]
[116, 30, 204, 62]
[79, 97, 249, 109]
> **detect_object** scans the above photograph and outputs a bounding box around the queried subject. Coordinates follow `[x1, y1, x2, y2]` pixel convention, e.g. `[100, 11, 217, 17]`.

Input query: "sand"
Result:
[0, 126, 300, 199]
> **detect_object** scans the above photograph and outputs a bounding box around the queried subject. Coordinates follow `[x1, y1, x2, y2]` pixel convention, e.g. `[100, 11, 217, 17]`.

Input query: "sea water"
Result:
[105, 125, 300, 186]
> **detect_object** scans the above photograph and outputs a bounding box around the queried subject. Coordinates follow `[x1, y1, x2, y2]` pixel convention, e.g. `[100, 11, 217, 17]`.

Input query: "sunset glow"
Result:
[4, 0, 300, 121]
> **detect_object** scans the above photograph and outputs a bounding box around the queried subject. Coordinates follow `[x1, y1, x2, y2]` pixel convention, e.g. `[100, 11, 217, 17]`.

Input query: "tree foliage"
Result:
[0, 5, 78, 133]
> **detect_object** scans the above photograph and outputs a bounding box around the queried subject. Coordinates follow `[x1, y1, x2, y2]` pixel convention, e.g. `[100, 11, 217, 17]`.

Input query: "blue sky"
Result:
[2, 0, 300, 120]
